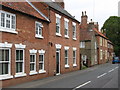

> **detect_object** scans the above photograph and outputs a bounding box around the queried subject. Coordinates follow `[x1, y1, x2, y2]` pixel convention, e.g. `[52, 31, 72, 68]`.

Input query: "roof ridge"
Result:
[26, 0, 50, 22]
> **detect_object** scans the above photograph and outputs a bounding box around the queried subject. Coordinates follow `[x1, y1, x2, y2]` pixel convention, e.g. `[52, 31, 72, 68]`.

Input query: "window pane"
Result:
[65, 29, 68, 35]
[73, 58, 75, 64]
[6, 20, 10, 28]
[11, 16, 15, 29]
[20, 50, 23, 60]
[39, 63, 43, 70]
[30, 63, 34, 71]
[16, 50, 19, 60]
[39, 55, 43, 61]
[65, 50, 68, 57]
[2, 50, 5, 61]
[30, 55, 35, 62]
[5, 49, 9, 61]
[36, 23, 38, 35]
[39, 26, 42, 35]
[30, 55, 33, 62]
[1, 13, 5, 27]
[56, 25, 59, 33]
[16, 62, 23, 73]
[65, 58, 67, 65]
[0, 63, 9, 75]
[73, 51, 75, 57]
[36, 22, 42, 36]
[0, 49, 2, 61]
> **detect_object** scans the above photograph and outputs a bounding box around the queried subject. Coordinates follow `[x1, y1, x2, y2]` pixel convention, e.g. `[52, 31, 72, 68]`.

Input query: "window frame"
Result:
[0, 48, 10, 76]
[55, 14, 61, 36]
[64, 18, 69, 38]
[0, 10, 17, 34]
[29, 54, 37, 74]
[100, 49, 103, 60]
[73, 47, 77, 67]
[0, 42, 13, 80]
[35, 21, 44, 39]
[72, 22, 77, 40]
[15, 43, 26, 78]
[80, 42, 85, 48]
[15, 49, 24, 74]
[38, 50, 46, 74]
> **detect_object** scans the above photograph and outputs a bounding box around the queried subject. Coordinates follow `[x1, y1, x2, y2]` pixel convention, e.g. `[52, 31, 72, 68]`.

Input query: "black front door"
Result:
[56, 49, 60, 75]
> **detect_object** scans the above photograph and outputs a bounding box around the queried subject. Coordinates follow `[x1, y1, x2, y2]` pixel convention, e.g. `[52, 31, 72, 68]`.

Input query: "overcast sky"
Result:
[64, 0, 119, 29]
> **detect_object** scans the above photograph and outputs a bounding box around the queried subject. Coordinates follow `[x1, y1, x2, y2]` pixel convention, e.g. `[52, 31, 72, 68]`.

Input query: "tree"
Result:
[102, 16, 120, 56]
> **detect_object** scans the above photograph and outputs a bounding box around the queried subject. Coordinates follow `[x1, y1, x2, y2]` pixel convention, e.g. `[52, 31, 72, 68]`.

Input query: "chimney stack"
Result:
[81, 11, 88, 29]
[55, 0, 64, 8]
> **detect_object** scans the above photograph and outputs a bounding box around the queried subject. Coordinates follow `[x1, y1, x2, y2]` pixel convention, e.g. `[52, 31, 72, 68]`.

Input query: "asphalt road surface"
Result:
[10, 63, 119, 89]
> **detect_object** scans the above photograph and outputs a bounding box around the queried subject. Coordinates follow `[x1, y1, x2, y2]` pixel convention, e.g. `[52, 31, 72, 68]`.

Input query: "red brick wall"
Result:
[48, 9, 80, 75]
[1, 8, 49, 87]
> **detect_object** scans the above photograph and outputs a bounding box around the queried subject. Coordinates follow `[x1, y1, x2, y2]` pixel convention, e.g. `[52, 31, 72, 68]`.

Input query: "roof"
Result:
[93, 28, 108, 39]
[44, 1, 80, 23]
[108, 40, 114, 45]
[1, 1, 49, 22]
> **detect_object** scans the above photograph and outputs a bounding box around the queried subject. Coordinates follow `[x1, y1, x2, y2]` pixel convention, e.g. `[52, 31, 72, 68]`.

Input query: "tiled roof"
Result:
[1, 1, 49, 22]
[44, 1, 80, 22]
[93, 28, 108, 39]
[108, 40, 114, 45]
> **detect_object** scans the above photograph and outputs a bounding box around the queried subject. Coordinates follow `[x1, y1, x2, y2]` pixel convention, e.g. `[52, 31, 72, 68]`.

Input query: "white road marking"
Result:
[97, 73, 107, 79]
[73, 81, 91, 89]
[108, 69, 115, 73]
[115, 66, 119, 69]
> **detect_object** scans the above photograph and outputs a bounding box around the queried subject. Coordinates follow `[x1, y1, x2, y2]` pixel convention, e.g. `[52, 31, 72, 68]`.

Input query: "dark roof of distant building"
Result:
[44, 1, 80, 22]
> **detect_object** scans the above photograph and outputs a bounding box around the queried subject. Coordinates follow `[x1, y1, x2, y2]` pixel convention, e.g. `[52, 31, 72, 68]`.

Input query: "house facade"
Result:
[80, 11, 113, 67]
[0, 0, 80, 87]
[94, 29, 109, 64]
[32, 0, 80, 75]
[80, 12, 98, 67]
[107, 40, 114, 61]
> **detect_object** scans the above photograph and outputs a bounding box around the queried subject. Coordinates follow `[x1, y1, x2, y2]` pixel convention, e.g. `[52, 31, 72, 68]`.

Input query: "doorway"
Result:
[56, 49, 60, 75]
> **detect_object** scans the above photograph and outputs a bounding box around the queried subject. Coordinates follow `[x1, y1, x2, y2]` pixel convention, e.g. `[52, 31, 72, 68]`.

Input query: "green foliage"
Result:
[102, 16, 120, 56]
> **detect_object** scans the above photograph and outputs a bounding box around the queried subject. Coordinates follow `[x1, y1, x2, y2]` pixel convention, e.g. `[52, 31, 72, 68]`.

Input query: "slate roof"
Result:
[44, 1, 80, 22]
[1, 1, 49, 22]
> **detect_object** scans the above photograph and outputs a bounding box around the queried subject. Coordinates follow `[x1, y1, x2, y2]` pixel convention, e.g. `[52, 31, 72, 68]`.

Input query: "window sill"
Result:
[29, 71, 38, 76]
[35, 35, 44, 39]
[65, 35, 69, 39]
[65, 65, 70, 68]
[73, 64, 77, 67]
[0, 28, 18, 34]
[56, 33, 62, 37]
[73, 38, 77, 40]
[15, 73, 27, 78]
[0, 75, 13, 80]
[39, 70, 46, 74]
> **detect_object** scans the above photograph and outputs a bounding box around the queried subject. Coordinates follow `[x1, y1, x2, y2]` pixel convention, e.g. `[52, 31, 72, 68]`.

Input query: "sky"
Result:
[64, 0, 119, 30]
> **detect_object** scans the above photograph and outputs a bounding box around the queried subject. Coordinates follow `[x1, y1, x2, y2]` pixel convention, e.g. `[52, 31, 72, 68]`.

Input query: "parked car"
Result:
[112, 57, 120, 64]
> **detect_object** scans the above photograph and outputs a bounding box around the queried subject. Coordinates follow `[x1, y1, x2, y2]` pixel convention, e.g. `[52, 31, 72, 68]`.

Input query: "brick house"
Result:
[32, 0, 80, 75]
[107, 40, 114, 62]
[80, 11, 112, 67]
[80, 12, 98, 67]
[0, 0, 80, 87]
[0, 2, 49, 87]
[94, 28, 109, 64]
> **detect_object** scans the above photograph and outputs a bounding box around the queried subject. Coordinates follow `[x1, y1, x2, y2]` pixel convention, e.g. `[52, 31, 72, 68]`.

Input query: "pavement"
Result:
[8, 62, 120, 89]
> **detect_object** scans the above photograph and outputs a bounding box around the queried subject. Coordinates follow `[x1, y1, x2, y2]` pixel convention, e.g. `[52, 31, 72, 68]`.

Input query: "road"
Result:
[10, 63, 119, 89]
